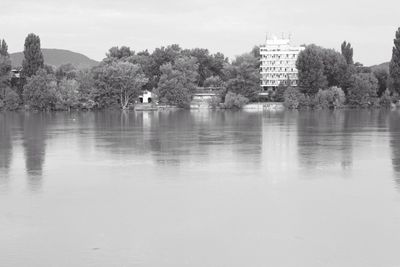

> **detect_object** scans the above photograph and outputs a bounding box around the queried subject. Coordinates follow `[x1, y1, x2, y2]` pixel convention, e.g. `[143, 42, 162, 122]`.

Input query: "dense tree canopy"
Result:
[22, 33, 44, 78]
[390, 27, 400, 95]
[23, 69, 57, 110]
[296, 45, 327, 95]
[223, 53, 261, 101]
[156, 56, 199, 108]
[347, 73, 378, 107]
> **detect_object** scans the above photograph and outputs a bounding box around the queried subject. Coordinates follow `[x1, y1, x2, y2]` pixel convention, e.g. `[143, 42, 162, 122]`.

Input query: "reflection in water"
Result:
[0, 113, 13, 184]
[1, 110, 400, 267]
[296, 110, 354, 170]
[21, 112, 49, 191]
[389, 110, 400, 190]
[90, 110, 263, 167]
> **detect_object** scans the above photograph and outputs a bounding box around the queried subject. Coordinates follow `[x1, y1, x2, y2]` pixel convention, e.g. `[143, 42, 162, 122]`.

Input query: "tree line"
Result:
[1, 28, 400, 111]
[0, 33, 261, 111]
[282, 27, 400, 109]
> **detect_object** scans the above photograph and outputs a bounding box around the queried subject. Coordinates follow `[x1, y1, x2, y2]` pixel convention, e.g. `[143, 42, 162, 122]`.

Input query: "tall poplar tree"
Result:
[22, 33, 44, 77]
[341, 41, 354, 65]
[389, 27, 400, 95]
[0, 38, 12, 97]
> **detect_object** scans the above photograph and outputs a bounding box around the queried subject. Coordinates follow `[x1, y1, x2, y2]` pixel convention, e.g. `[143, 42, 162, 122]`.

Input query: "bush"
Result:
[314, 87, 346, 109]
[221, 91, 249, 109]
[283, 87, 303, 109]
[379, 89, 392, 108]
[347, 73, 378, 107]
[3, 88, 20, 110]
[208, 96, 221, 109]
[23, 69, 58, 110]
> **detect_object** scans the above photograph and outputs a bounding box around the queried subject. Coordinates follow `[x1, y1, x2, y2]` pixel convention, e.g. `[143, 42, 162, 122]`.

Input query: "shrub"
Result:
[3, 88, 20, 110]
[283, 87, 303, 109]
[208, 96, 221, 109]
[379, 89, 393, 108]
[221, 91, 249, 109]
[347, 73, 378, 107]
[314, 87, 346, 109]
[23, 69, 58, 110]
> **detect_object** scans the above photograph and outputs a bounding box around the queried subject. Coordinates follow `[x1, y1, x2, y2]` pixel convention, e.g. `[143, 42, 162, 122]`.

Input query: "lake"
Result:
[1, 109, 400, 267]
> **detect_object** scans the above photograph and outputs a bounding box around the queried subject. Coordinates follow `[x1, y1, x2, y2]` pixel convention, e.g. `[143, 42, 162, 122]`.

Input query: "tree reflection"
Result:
[389, 110, 400, 190]
[296, 110, 354, 170]
[0, 113, 13, 184]
[21, 112, 49, 191]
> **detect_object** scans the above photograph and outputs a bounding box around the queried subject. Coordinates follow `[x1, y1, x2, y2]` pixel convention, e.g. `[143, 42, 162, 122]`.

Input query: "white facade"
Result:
[139, 90, 153, 104]
[260, 36, 304, 90]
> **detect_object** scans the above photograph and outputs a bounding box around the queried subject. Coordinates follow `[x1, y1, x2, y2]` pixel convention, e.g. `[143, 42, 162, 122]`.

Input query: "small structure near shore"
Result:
[139, 90, 154, 104]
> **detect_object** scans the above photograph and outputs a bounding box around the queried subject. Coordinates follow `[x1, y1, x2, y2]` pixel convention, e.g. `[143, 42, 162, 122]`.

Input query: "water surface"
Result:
[1, 110, 400, 267]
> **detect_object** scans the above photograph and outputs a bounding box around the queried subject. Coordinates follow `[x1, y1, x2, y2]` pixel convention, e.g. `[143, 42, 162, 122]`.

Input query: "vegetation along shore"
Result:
[1, 28, 400, 111]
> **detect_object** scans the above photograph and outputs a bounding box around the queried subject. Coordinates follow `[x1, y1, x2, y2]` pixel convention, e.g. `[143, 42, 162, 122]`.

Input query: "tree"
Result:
[347, 73, 378, 107]
[389, 27, 400, 95]
[23, 69, 57, 110]
[55, 63, 77, 81]
[22, 33, 44, 77]
[341, 41, 354, 65]
[296, 45, 327, 95]
[0, 38, 12, 98]
[373, 68, 389, 97]
[106, 46, 134, 60]
[3, 88, 20, 110]
[321, 49, 348, 87]
[55, 79, 80, 110]
[223, 53, 261, 101]
[92, 61, 148, 109]
[203, 76, 224, 88]
[221, 92, 249, 109]
[156, 56, 199, 108]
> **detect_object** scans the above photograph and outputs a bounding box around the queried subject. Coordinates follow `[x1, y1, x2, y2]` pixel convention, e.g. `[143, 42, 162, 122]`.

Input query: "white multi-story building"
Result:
[260, 35, 304, 91]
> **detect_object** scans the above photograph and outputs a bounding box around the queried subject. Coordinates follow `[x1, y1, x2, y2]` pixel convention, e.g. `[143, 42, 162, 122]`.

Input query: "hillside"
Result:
[370, 62, 390, 72]
[10, 48, 99, 69]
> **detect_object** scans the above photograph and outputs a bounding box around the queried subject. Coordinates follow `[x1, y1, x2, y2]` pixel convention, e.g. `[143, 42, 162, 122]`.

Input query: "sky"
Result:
[0, 0, 399, 66]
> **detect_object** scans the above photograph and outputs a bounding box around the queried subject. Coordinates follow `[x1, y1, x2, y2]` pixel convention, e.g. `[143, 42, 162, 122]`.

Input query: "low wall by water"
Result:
[243, 102, 285, 111]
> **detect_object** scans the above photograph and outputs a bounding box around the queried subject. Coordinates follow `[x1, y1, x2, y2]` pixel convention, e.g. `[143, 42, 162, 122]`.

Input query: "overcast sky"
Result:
[1, 0, 399, 65]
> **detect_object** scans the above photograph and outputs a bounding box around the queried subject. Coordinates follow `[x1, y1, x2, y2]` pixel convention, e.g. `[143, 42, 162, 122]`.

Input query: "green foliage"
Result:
[347, 73, 379, 107]
[0, 39, 11, 93]
[107, 46, 134, 59]
[156, 57, 199, 108]
[22, 33, 44, 77]
[92, 61, 148, 109]
[341, 41, 354, 65]
[208, 96, 222, 109]
[379, 89, 393, 108]
[224, 53, 261, 101]
[3, 88, 20, 110]
[389, 27, 400, 95]
[274, 82, 287, 102]
[55, 64, 77, 81]
[221, 91, 249, 109]
[23, 69, 57, 110]
[314, 87, 346, 109]
[283, 87, 303, 109]
[55, 79, 80, 110]
[203, 76, 224, 88]
[321, 49, 348, 87]
[296, 45, 327, 95]
[373, 68, 389, 97]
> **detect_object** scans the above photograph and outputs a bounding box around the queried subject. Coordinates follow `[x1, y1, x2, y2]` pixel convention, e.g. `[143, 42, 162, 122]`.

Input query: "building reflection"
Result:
[389, 110, 400, 190]
[90, 110, 263, 170]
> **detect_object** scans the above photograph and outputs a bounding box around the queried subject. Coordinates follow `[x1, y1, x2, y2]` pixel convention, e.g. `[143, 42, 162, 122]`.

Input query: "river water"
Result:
[1, 110, 400, 267]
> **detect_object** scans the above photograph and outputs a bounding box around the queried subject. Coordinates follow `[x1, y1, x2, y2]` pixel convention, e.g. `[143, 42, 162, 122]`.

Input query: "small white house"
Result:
[139, 90, 154, 104]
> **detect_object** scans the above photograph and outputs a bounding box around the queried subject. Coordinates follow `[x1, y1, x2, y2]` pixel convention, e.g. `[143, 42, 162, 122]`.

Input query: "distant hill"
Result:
[370, 62, 390, 72]
[10, 48, 99, 69]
